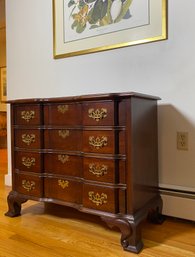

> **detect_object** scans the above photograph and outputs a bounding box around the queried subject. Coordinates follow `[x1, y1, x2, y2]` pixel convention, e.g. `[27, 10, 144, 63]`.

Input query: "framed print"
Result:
[0, 67, 6, 102]
[53, 0, 167, 58]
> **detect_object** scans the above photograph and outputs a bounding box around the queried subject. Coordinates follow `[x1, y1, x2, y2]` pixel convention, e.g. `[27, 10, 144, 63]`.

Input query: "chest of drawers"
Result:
[5, 92, 162, 253]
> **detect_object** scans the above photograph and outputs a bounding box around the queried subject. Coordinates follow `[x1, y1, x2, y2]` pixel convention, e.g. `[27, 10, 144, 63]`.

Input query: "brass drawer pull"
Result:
[88, 191, 107, 206]
[89, 136, 107, 149]
[58, 130, 70, 139]
[58, 154, 69, 164]
[22, 179, 35, 192]
[22, 134, 36, 145]
[21, 110, 35, 122]
[22, 157, 36, 168]
[58, 179, 69, 189]
[57, 105, 69, 114]
[88, 108, 107, 121]
[89, 163, 108, 177]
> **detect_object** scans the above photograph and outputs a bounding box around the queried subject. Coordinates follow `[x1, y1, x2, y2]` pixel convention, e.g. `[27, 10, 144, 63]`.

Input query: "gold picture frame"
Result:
[53, 0, 167, 59]
[0, 67, 6, 102]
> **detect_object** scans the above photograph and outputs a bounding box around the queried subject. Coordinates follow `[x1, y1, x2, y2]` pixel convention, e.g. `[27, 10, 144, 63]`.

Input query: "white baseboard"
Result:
[160, 186, 195, 221]
[4, 173, 12, 186]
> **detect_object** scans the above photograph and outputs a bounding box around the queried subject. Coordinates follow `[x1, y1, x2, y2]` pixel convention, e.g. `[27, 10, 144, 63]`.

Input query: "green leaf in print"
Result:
[71, 20, 78, 30]
[85, 0, 97, 3]
[114, 0, 133, 23]
[90, 24, 99, 29]
[76, 23, 86, 33]
[91, 0, 108, 22]
[68, 0, 75, 8]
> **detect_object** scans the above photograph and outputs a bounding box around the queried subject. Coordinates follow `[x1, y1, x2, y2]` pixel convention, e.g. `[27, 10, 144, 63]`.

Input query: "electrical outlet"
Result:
[177, 132, 188, 150]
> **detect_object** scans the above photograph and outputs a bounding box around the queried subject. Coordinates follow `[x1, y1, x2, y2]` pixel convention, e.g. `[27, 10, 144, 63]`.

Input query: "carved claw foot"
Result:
[101, 216, 143, 253]
[5, 190, 27, 217]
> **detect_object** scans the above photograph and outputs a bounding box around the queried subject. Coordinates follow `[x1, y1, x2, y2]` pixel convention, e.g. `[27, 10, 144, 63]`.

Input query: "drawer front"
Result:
[44, 153, 82, 177]
[44, 178, 82, 204]
[44, 103, 82, 125]
[15, 129, 42, 149]
[83, 184, 117, 213]
[83, 130, 115, 154]
[14, 105, 41, 125]
[15, 151, 42, 173]
[83, 102, 114, 126]
[14, 173, 43, 197]
[83, 157, 126, 184]
[44, 129, 82, 151]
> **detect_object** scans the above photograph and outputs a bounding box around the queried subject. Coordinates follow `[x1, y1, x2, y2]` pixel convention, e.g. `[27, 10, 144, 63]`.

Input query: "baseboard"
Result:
[4, 173, 12, 186]
[160, 185, 195, 221]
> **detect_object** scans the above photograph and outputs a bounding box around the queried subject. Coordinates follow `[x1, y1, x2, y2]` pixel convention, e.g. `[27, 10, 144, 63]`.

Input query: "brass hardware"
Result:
[58, 154, 69, 164]
[88, 191, 107, 206]
[89, 136, 107, 149]
[21, 110, 35, 122]
[58, 130, 70, 139]
[22, 179, 35, 192]
[89, 163, 108, 177]
[88, 108, 107, 121]
[22, 157, 36, 168]
[58, 179, 69, 189]
[57, 105, 69, 114]
[22, 134, 36, 145]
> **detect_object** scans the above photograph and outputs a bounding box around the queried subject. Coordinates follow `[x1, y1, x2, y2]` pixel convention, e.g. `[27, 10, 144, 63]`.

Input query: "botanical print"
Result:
[64, 0, 149, 42]
[68, 0, 133, 33]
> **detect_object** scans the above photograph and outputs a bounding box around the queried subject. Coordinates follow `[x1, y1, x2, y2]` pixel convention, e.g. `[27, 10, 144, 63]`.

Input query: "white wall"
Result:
[6, 0, 195, 219]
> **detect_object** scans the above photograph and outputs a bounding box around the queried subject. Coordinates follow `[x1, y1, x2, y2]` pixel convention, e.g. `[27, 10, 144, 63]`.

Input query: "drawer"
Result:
[44, 129, 82, 151]
[14, 173, 43, 197]
[44, 103, 82, 125]
[15, 129, 42, 149]
[44, 178, 82, 204]
[14, 104, 41, 125]
[83, 130, 125, 154]
[84, 157, 126, 183]
[44, 153, 82, 177]
[15, 151, 42, 173]
[83, 102, 114, 126]
[83, 184, 118, 213]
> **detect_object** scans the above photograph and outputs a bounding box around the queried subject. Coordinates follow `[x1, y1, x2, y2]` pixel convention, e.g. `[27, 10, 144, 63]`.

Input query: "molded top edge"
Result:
[7, 92, 161, 104]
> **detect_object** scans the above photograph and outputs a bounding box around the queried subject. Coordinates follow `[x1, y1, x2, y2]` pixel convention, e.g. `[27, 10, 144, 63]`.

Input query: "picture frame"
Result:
[53, 0, 167, 59]
[0, 67, 6, 102]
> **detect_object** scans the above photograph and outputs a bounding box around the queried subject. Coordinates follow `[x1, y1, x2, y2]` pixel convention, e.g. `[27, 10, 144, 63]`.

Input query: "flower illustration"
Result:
[72, 4, 89, 33]
[68, 0, 133, 34]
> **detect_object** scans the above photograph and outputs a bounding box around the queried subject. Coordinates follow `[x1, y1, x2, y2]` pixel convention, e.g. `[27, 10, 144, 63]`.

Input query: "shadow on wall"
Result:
[157, 104, 195, 188]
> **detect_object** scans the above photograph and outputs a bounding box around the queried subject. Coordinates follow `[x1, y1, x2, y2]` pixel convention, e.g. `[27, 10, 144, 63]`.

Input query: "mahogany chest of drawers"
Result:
[5, 92, 162, 253]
